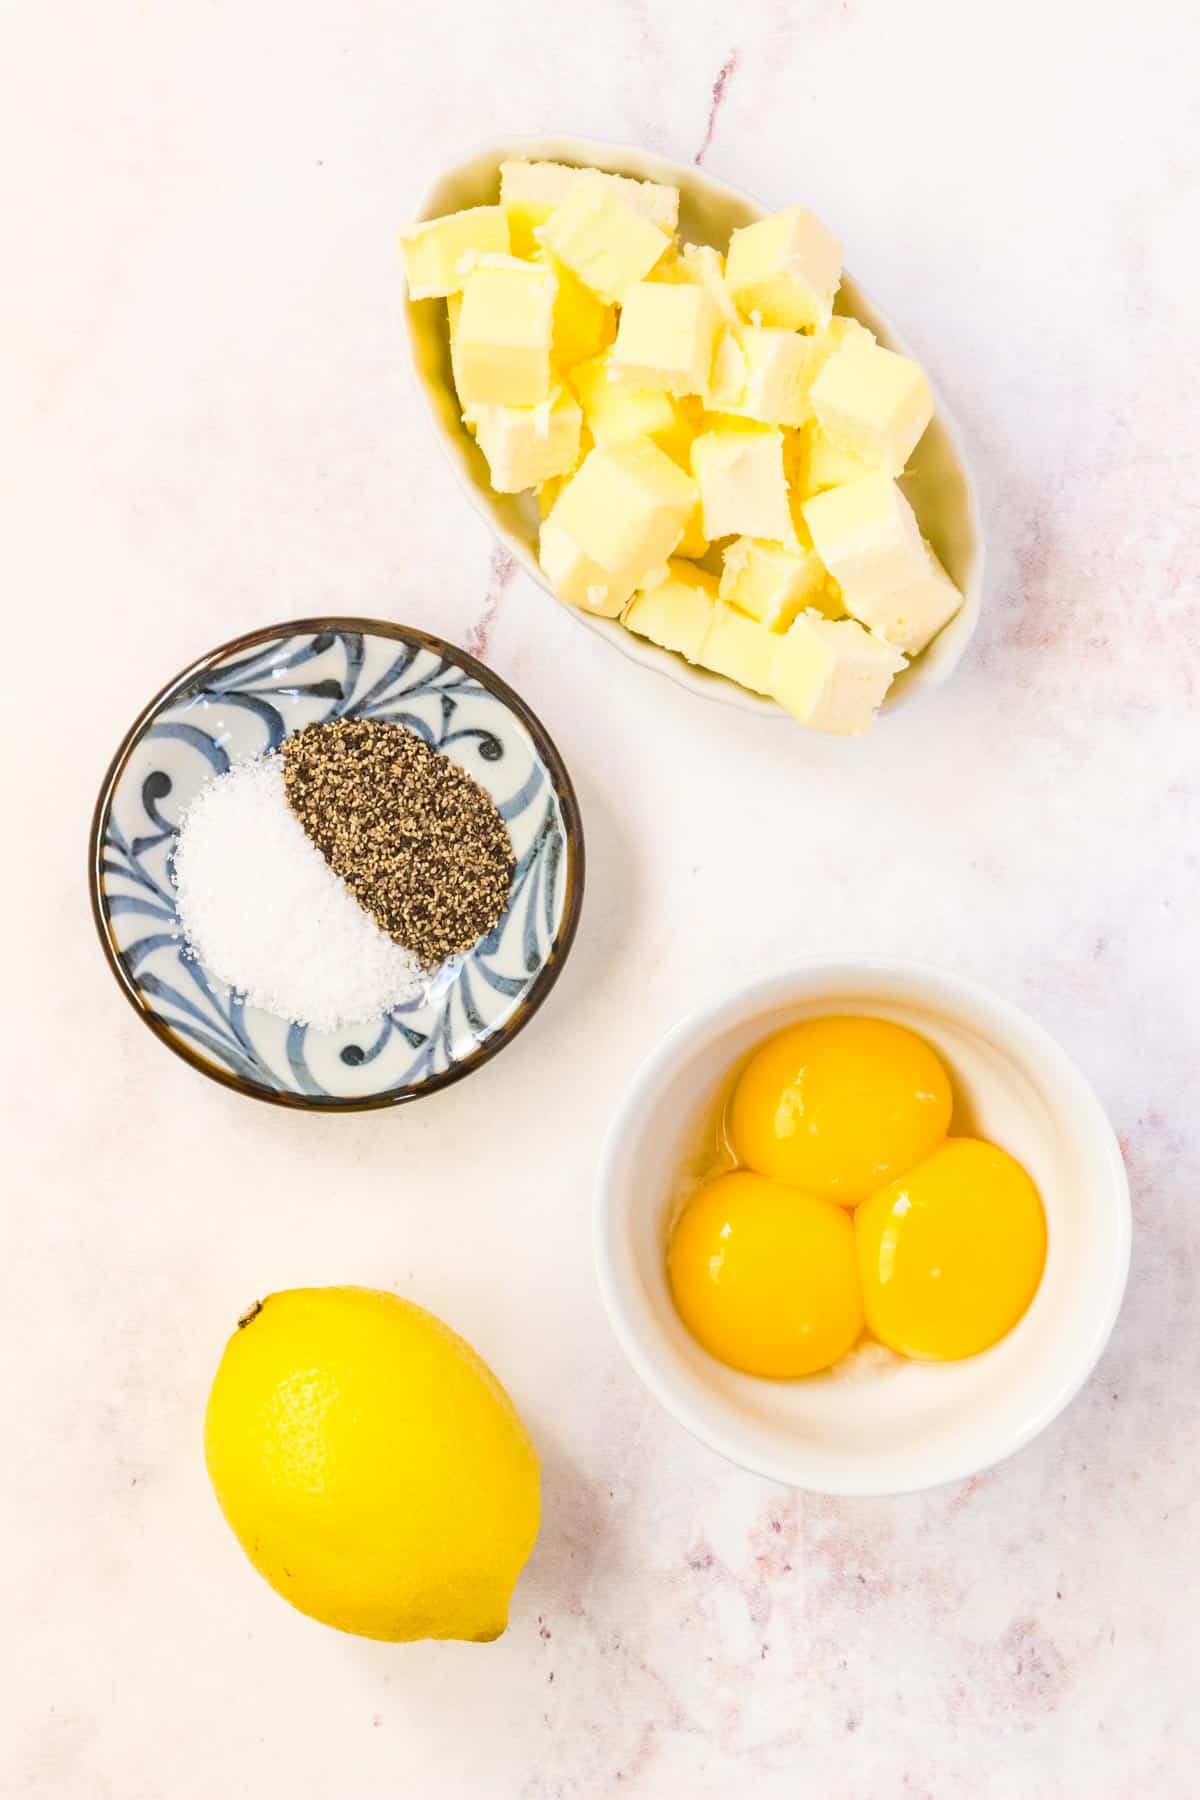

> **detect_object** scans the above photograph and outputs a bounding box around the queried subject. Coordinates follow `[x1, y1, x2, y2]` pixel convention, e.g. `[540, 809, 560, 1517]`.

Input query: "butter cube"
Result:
[623, 561, 718, 661]
[697, 600, 774, 695]
[840, 537, 962, 654]
[769, 615, 905, 735]
[472, 388, 583, 494]
[691, 420, 803, 547]
[719, 537, 839, 631]
[535, 249, 616, 363]
[500, 160, 679, 256]
[611, 282, 721, 397]
[400, 206, 510, 299]
[808, 313, 876, 375]
[705, 332, 748, 408]
[675, 497, 709, 558]
[790, 421, 877, 498]
[539, 519, 625, 617]
[656, 243, 742, 320]
[729, 327, 819, 427]
[802, 474, 927, 597]
[455, 260, 558, 406]
[541, 183, 670, 304]
[445, 293, 471, 424]
[567, 352, 680, 446]
[810, 339, 933, 474]
[537, 470, 571, 518]
[725, 207, 842, 332]
[543, 436, 698, 608]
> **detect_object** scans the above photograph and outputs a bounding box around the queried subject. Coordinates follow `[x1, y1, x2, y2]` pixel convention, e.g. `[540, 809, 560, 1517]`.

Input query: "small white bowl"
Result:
[595, 961, 1129, 1496]
[403, 135, 985, 719]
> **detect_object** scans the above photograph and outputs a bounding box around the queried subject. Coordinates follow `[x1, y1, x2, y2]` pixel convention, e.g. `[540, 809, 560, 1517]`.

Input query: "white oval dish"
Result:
[594, 960, 1129, 1496]
[403, 136, 985, 719]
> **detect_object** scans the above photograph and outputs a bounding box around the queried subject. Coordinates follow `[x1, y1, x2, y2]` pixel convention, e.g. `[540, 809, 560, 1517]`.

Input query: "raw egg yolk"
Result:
[855, 1137, 1046, 1360]
[667, 1171, 864, 1378]
[727, 1016, 953, 1205]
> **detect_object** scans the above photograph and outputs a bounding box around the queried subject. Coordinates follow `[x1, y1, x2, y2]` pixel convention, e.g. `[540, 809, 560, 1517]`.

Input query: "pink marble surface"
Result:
[3, 1, 1198, 1794]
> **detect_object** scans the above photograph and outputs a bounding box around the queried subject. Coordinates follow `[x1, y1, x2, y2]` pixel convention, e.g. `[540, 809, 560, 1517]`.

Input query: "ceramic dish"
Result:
[403, 135, 984, 719]
[595, 960, 1129, 1495]
[90, 619, 583, 1110]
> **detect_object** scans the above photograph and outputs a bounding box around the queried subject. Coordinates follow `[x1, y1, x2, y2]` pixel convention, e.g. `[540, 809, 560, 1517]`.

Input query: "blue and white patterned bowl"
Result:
[89, 619, 584, 1109]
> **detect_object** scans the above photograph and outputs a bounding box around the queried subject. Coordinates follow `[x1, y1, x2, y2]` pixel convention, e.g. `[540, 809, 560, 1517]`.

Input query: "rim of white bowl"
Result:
[403, 135, 986, 724]
[593, 958, 1131, 1496]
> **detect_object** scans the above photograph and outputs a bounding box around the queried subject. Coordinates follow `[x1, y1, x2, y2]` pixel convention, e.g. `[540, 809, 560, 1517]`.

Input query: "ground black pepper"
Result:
[281, 718, 515, 969]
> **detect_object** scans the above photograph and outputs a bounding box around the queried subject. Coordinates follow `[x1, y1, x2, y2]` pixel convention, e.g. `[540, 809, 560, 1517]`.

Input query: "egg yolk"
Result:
[727, 1016, 953, 1205]
[855, 1137, 1046, 1360]
[667, 1171, 863, 1379]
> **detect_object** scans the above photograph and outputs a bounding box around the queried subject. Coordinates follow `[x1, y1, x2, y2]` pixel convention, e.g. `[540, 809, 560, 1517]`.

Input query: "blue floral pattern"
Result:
[92, 625, 579, 1106]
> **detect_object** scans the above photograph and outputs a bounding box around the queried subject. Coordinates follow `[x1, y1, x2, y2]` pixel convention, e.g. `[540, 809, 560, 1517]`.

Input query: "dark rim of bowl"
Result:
[88, 616, 586, 1112]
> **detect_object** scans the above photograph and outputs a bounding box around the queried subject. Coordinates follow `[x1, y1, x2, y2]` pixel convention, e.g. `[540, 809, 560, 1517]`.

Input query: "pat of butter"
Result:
[719, 537, 839, 631]
[697, 599, 775, 695]
[705, 331, 748, 409]
[455, 260, 558, 407]
[676, 495, 709, 558]
[539, 519, 625, 617]
[542, 436, 698, 609]
[500, 160, 679, 256]
[400, 206, 510, 299]
[801, 474, 927, 597]
[567, 352, 681, 446]
[534, 249, 616, 364]
[809, 339, 933, 475]
[769, 614, 905, 735]
[728, 326, 819, 427]
[725, 207, 842, 332]
[472, 388, 583, 494]
[790, 420, 877, 498]
[445, 293, 472, 427]
[541, 183, 671, 304]
[840, 537, 962, 654]
[623, 560, 718, 661]
[655, 243, 743, 323]
[691, 420, 804, 548]
[611, 282, 722, 397]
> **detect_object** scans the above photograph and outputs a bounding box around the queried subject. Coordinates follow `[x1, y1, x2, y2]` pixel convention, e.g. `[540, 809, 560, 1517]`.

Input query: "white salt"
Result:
[172, 754, 424, 1031]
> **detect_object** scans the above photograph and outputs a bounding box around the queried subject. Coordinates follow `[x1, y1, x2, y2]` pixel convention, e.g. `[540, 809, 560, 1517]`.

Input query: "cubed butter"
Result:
[705, 332, 748, 408]
[472, 388, 583, 494]
[541, 183, 671, 304]
[623, 560, 718, 661]
[675, 497, 709, 558]
[611, 281, 721, 396]
[455, 260, 558, 406]
[691, 420, 804, 547]
[543, 436, 698, 606]
[840, 537, 962, 654]
[697, 600, 775, 695]
[656, 242, 742, 323]
[725, 207, 842, 332]
[769, 614, 905, 735]
[539, 519, 625, 617]
[400, 206, 510, 299]
[789, 420, 877, 498]
[729, 326, 819, 427]
[801, 474, 927, 597]
[445, 293, 471, 425]
[533, 249, 616, 363]
[809, 339, 933, 474]
[500, 160, 679, 256]
[719, 537, 839, 631]
[567, 352, 680, 446]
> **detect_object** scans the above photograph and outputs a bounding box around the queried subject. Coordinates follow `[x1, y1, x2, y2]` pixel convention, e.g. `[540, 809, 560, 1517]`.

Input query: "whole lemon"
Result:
[204, 1286, 540, 1642]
